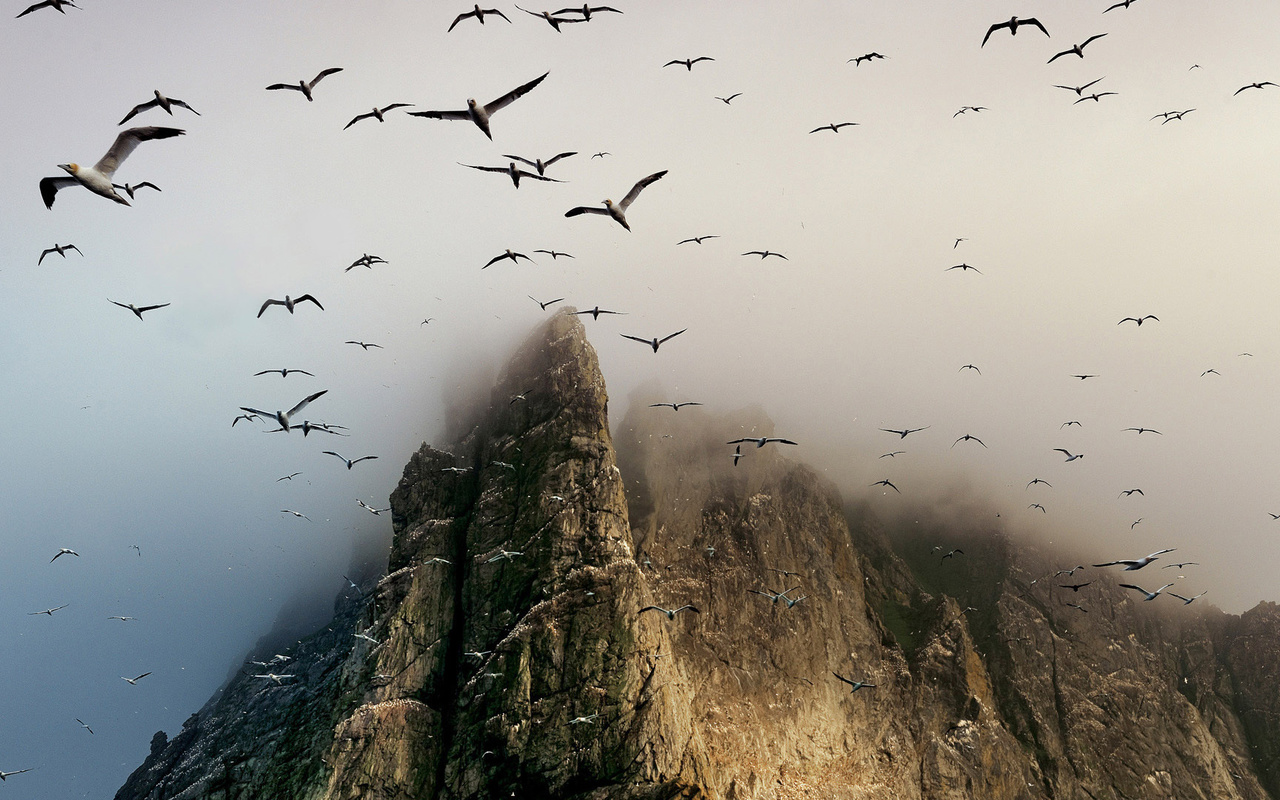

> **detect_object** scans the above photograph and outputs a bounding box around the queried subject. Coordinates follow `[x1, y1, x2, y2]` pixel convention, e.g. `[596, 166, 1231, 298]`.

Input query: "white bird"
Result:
[109, 299, 171, 320]
[568, 713, 599, 724]
[343, 103, 414, 129]
[252, 673, 295, 684]
[639, 605, 699, 620]
[749, 586, 799, 604]
[28, 604, 69, 616]
[565, 170, 668, 231]
[447, 4, 511, 31]
[649, 402, 702, 410]
[266, 68, 344, 101]
[257, 294, 323, 317]
[487, 549, 523, 563]
[40, 126, 184, 209]
[75, 719, 94, 734]
[460, 161, 563, 189]
[38, 243, 81, 264]
[1094, 548, 1176, 571]
[107, 616, 136, 621]
[118, 90, 200, 125]
[121, 672, 152, 685]
[51, 548, 79, 562]
[1053, 448, 1084, 461]
[357, 499, 390, 514]
[0, 769, 33, 781]
[621, 329, 686, 352]
[832, 673, 876, 693]
[408, 72, 548, 140]
[323, 451, 379, 470]
[1119, 582, 1176, 601]
[241, 390, 327, 432]
[281, 510, 311, 521]
[1168, 591, 1207, 605]
[727, 436, 798, 448]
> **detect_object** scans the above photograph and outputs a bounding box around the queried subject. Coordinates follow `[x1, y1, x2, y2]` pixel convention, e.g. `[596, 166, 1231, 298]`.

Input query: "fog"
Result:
[4, 1, 1280, 797]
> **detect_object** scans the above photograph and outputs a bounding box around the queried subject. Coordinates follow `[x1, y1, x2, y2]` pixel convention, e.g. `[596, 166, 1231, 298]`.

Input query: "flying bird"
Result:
[1201, 368, 1220, 377]
[649, 402, 703, 410]
[952, 434, 987, 448]
[678, 235, 719, 245]
[343, 103, 414, 129]
[981, 16, 1049, 47]
[251, 673, 295, 684]
[38, 243, 81, 264]
[1162, 562, 1199, 570]
[565, 170, 667, 231]
[1235, 81, 1278, 95]
[108, 616, 137, 621]
[743, 250, 788, 259]
[17, 0, 77, 17]
[502, 151, 576, 175]
[323, 451, 379, 470]
[109, 299, 170, 320]
[460, 161, 563, 189]
[1054, 77, 1105, 95]
[1119, 488, 1145, 497]
[879, 451, 905, 459]
[1059, 582, 1091, 592]
[574, 306, 625, 320]
[232, 413, 261, 427]
[1062, 421, 1082, 428]
[947, 263, 982, 273]
[940, 548, 964, 563]
[121, 672, 152, 685]
[408, 72, 549, 140]
[266, 68, 344, 101]
[40, 126, 184, 209]
[257, 294, 323, 318]
[1071, 374, 1098, 380]
[1048, 34, 1107, 63]
[345, 253, 387, 271]
[728, 437, 798, 448]
[881, 426, 929, 439]
[953, 237, 967, 248]
[111, 181, 162, 200]
[832, 673, 876, 693]
[748, 587, 800, 605]
[871, 479, 901, 493]
[1029, 503, 1046, 513]
[953, 106, 987, 116]
[240, 389, 327, 432]
[555, 4, 622, 20]
[447, 4, 511, 31]
[1168, 591, 1207, 605]
[714, 93, 743, 104]
[731, 445, 744, 466]
[1074, 92, 1118, 104]
[118, 90, 199, 125]
[280, 510, 311, 521]
[254, 368, 314, 378]
[529, 295, 565, 311]
[664, 57, 715, 71]
[51, 548, 79, 562]
[639, 605, 700, 620]
[1104, 0, 1139, 10]
[1054, 449, 1084, 461]
[0, 769, 33, 781]
[1119, 583, 1176, 602]
[621, 329, 686, 352]
[1027, 478, 1052, 488]
[28, 605, 69, 616]
[533, 249, 573, 259]
[809, 122, 858, 134]
[483, 249, 533, 268]
[75, 719, 93, 734]
[276, 472, 301, 481]
[515, 6, 583, 31]
[1094, 548, 1176, 570]
[345, 341, 383, 350]
[1118, 315, 1159, 326]
[959, 364, 981, 374]
[849, 52, 887, 66]
[1123, 427, 1162, 435]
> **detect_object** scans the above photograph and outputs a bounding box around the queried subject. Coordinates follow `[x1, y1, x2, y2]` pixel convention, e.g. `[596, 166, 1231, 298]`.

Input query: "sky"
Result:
[4, 1, 1280, 797]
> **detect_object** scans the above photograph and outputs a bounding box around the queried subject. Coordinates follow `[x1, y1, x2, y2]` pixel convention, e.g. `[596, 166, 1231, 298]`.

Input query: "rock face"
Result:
[114, 312, 1279, 800]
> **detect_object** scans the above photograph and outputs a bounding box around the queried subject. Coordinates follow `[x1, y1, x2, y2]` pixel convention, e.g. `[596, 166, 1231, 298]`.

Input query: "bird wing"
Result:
[1047, 49, 1071, 64]
[239, 407, 273, 418]
[1081, 33, 1107, 47]
[620, 334, 652, 345]
[380, 103, 413, 112]
[980, 20, 1009, 47]
[503, 154, 538, 169]
[295, 294, 324, 310]
[658, 328, 687, 344]
[618, 170, 668, 211]
[133, 672, 152, 681]
[266, 83, 303, 92]
[171, 99, 199, 115]
[1146, 548, 1175, 558]
[769, 438, 799, 445]
[726, 438, 752, 445]
[638, 606, 665, 615]
[408, 108, 471, 120]
[288, 389, 328, 417]
[1026, 17, 1049, 36]
[94, 126, 185, 178]
[118, 100, 156, 126]
[137, 303, 170, 313]
[1053, 448, 1072, 455]
[545, 151, 577, 165]
[309, 67, 344, 86]
[565, 205, 609, 217]
[461, 163, 509, 174]
[676, 605, 700, 613]
[322, 451, 345, 462]
[257, 298, 283, 317]
[1167, 592, 1192, 603]
[352, 456, 379, 465]
[484, 71, 550, 114]
[832, 672, 856, 686]
[39, 176, 78, 209]
[1118, 584, 1148, 595]
[344, 112, 375, 129]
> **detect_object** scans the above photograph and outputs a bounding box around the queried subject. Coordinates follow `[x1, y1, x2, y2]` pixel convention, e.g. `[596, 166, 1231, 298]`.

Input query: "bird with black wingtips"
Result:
[1048, 34, 1106, 63]
[833, 673, 876, 693]
[0, 769, 33, 781]
[345, 341, 383, 350]
[565, 170, 666, 230]
[324, 452, 378, 470]
[849, 52, 887, 66]
[461, 161, 563, 189]
[940, 548, 964, 563]
[714, 93, 742, 104]
[727, 436, 798, 448]
[1054, 77, 1105, 96]
[981, 16, 1049, 47]
[258, 294, 322, 318]
[483, 249, 533, 268]
[515, 5, 583, 31]
[573, 306, 625, 320]
[664, 57, 714, 71]
[810, 122, 858, 134]
[534, 249, 573, 259]
[344, 104, 414, 129]
[529, 296, 564, 311]
[881, 426, 928, 439]
[555, 4, 621, 20]
[40, 126, 184, 209]
[109, 299, 170, 320]
[1119, 582, 1175, 601]
[240, 389, 327, 432]
[409, 72, 549, 141]
[1094, 548, 1175, 571]
[51, 548, 79, 562]
[954, 106, 987, 117]
[448, 4, 511, 31]
[112, 181, 161, 200]
[39, 243, 81, 264]
[1074, 92, 1118, 104]
[743, 250, 787, 259]
[16, 0, 75, 17]
[1235, 81, 1278, 95]
[502, 150, 576, 176]
[649, 402, 702, 410]
[621, 329, 686, 352]
[266, 68, 343, 101]
[1054, 448, 1084, 461]
[639, 605, 699, 620]
[118, 90, 200, 125]
[678, 235, 719, 245]
[1119, 315, 1159, 326]
[871, 479, 901, 493]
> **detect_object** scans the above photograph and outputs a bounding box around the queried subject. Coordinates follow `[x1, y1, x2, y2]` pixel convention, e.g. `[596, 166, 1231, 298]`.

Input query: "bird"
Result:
[1235, 82, 1278, 95]
[959, 364, 981, 374]
[0, 769, 33, 781]
[1162, 562, 1200, 570]
[748, 587, 800, 605]
[108, 616, 137, 621]
[743, 250, 788, 259]
[1201, 368, 1221, 377]
[252, 673, 295, 684]
[111, 181, 162, 200]
[75, 719, 94, 734]
[1153, 109, 1196, 123]
[1123, 427, 1162, 435]
[565, 170, 667, 231]
[727, 436, 798, 448]
[810, 122, 858, 134]
[357, 499, 390, 515]
[1119, 583, 1176, 602]
[1054, 77, 1105, 96]
[731, 445, 744, 466]
[529, 296, 565, 311]
[38, 243, 82, 264]
[533, 249, 573, 259]
[1168, 591, 1207, 605]
[447, 4, 511, 31]
[486, 549, 524, 563]
[947, 263, 982, 273]
[240, 390, 327, 432]
[953, 237, 967, 248]
[940, 548, 964, 563]
[509, 389, 534, 405]
[1029, 503, 1046, 513]
[1059, 582, 1091, 592]
[344, 253, 387, 271]
[1064, 603, 1088, 613]
[121, 672, 152, 685]
[569, 713, 599, 724]
[678, 235, 720, 245]
[1054, 449, 1084, 461]
[280, 510, 311, 521]
[849, 52, 887, 66]
[50, 548, 79, 562]
[664, 57, 714, 71]
[257, 295, 323, 318]
[1027, 478, 1052, 488]
[871, 479, 901, 494]
[460, 161, 563, 189]
[345, 341, 383, 350]
[1104, 0, 1138, 10]
[255, 368, 314, 378]
[28, 604, 69, 616]
[952, 434, 987, 448]
[40, 126, 184, 209]
[1095, 548, 1176, 571]
[981, 16, 1049, 47]
[782, 594, 808, 609]
[323, 451, 378, 470]
[502, 151, 576, 176]
[1071, 374, 1098, 380]
[832, 673, 876, 693]
[1120, 488, 1145, 497]
[109, 299, 170, 320]
[354, 632, 381, 645]
[1074, 92, 1118, 104]
[574, 306, 625, 320]
[1048, 34, 1107, 63]
[1054, 566, 1085, 577]
[344, 103, 414, 129]
[408, 72, 549, 141]
[1119, 315, 1159, 326]
[266, 68, 344, 101]
[232, 413, 261, 427]
[276, 472, 302, 482]
[621, 329, 686, 352]
[555, 4, 621, 20]
[515, 6, 584, 31]
[639, 605, 699, 620]
[879, 451, 905, 459]
[483, 249, 534, 269]
[882, 426, 929, 439]
[649, 402, 703, 410]
[953, 106, 987, 117]
[714, 93, 743, 104]
[16, 0, 77, 17]
[118, 90, 200, 125]
[592, 152, 610, 159]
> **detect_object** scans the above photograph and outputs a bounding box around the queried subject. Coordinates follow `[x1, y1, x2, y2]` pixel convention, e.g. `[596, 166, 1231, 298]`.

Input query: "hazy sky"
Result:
[4, 1, 1280, 797]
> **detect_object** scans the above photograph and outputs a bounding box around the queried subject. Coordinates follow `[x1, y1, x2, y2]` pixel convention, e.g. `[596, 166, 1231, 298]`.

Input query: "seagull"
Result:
[1064, 602, 1088, 613]
[0, 769, 33, 781]
[1119, 489, 1145, 497]
[849, 52, 888, 66]
[565, 170, 667, 231]
[1054, 449, 1084, 461]
[940, 548, 964, 563]
[118, 90, 200, 125]
[1154, 109, 1196, 123]
[357, 499, 390, 515]
[38, 243, 82, 264]
[727, 437, 798, 448]
[1119, 582, 1176, 602]
[1168, 591, 1207, 605]
[748, 587, 800, 605]
[664, 57, 714, 71]
[408, 72, 548, 140]
[1094, 548, 1176, 570]
[345, 253, 387, 271]
[621, 329, 686, 352]
[1123, 427, 1162, 435]
[1131, 519, 1143, 529]
[109, 299, 170, 320]
[257, 295, 323, 318]
[509, 389, 534, 404]
[1027, 478, 1052, 488]
[574, 306, 625, 320]
[28, 604, 69, 616]
[121, 672, 152, 685]
[255, 368, 314, 378]
[1054, 77, 1105, 96]
[1119, 315, 1159, 326]
[112, 181, 162, 200]
[240, 390, 327, 432]
[947, 263, 982, 273]
[981, 16, 1049, 47]
[533, 249, 573, 259]
[502, 151, 576, 176]
[1162, 562, 1199, 570]
[954, 106, 987, 117]
[678, 235, 720, 245]
[276, 472, 302, 481]
[952, 434, 987, 448]
[1048, 34, 1107, 63]
[871, 479, 901, 493]
[515, 6, 584, 31]
[323, 451, 378, 470]
[1074, 92, 1119, 104]
[16, 0, 76, 17]
[882, 426, 928, 439]
[75, 719, 94, 734]
[1059, 582, 1091, 592]
[483, 249, 533, 268]
[441, 466, 472, 474]
[743, 250, 788, 259]
[424, 557, 453, 566]
[1201, 368, 1221, 377]
[832, 673, 876, 693]
[809, 122, 858, 134]
[40, 126, 184, 209]
[280, 510, 311, 521]
[592, 151, 610, 159]
[714, 93, 743, 104]
[447, 4, 511, 31]
[344, 103, 414, 129]
[953, 237, 967, 248]
[529, 296, 565, 311]
[51, 548, 79, 562]
[1235, 81, 1278, 95]
[879, 451, 905, 459]
[460, 161, 563, 189]
[1054, 566, 1085, 577]
[354, 632, 381, 645]
[639, 605, 700, 620]
[649, 402, 703, 410]
[266, 68, 344, 101]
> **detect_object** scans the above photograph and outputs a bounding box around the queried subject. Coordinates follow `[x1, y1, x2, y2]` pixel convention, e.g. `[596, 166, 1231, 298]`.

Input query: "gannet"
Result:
[1062, 421, 1082, 428]
[357, 499, 390, 515]
[649, 402, 702, 410]
[748, 586, 799, 605]
[1059, 582, 1090, 592]
[1123, 427, 1162, 435]
[953, 106, 987, 117]
[1074, 92, 1118, 104]
[533, 249, 573, 259]
[109, 299, 170, 320]
[345, 341, 383, 350]
[0, 769, 33, 781]
[574, 306, 625, 320]
[447, 4, 511, 31]
[509, 389, 534, 404]
[1048, 34, 1107, 63]
[832, 673, 876, 693]
[121, 672, 152, 685]
[954, 237, 968, 248]
[344, 104, 413, 130]
[38, 243, 81, 264]
[569, 713, 599, 724]
[232, 413, 260, 427]
[240, 389, 327, 432]
[1094, 548, 1175, 570]
[529, 295, 565, 310]
[727, 436, 798, 448]
[483, 249, 533, 269]
[51, 548, 79, 562]
[959, 364, 981, 374]
[255, 368, 314, 378]
[345, 253, 387, 271]
[28, 604, 69, 615]
[111, 181, 161, 199]
[678, 235, 719, 245]
[783, 594, 808, 609]
[502, 150, 577, 175]
[354, 631, 381, 645]
[555, 4, 621, 20]
[1119, 582, 1175, 601]
[981, 16, 1049, 47]
[1029, 503, 1046, 513]
[639, 605, 699, 620]
[947, 263, 982, 273]
[280, 510, 311, 521]
[809, 122, 858, 134]
[1027, 478, 1052, 488]
[277, 472, 302, 481]
[940, 548, 964, 563]
[323, 451, 378, 470]
[252, 673, 295, 684]
[515, 5, 582, 31]
[664, 57, 715, 71]
[881, 426, 928, 438]
[849, 53, 887, 66]
[871, 479, 901, 493]
[743, 250, 788, 259]
[1235, 82, 1278, 95]
[732, 445, 743, 466]
[487, 549, 523, 563]
[565, 170, 667, 230]
[108, 616, 137, 621]
[1162, 562, 1199, 570]
[408, 72, 549, 140]
[462, 161, 562, 188]
[1168, 591, 1207, 605]
[16, 0, 75, 17]
[715, 93, 743, 104]
[118, 90, 200, 125]
[75, 719, 94, 734]
[1054, 566, 1085, 577]
[266, 68, 344, 101]
[621, 329, 686, 352]
[257, 294, 323, 317]
[1055, 78, 1105, 96]
[1053, 448, 1084, 461]
[952, 434, 987, 448]
[1104, 0, 1138, 10]
[40, 126, 184, 208]
[1119, 489, 1144, 497]
[879, 451, 905, 458]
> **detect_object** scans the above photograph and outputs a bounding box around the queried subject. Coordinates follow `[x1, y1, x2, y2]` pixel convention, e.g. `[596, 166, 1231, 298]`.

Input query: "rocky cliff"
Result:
[113, 311, 1280, 800]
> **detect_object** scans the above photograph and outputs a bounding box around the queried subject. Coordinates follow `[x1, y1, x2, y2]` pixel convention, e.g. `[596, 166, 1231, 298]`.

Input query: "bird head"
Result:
[603, 199, 615, 208]
[60, 163, 78, 175]
[467, 98, 479, 109]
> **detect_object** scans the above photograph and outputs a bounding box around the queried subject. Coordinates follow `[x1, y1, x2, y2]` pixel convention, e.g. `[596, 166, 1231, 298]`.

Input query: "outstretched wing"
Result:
[40, 176, 78, 209]
[295, 294, 324, 310]
[565, 205, 609, 217]
[658, 328, 687, 344]
[118, 100, 155, 126]
[407, 108, 471, 120]
[309, 67, 344, 86]
[94, 126, 185, 178]
[288, 389, 328, 417]
[618, 170, 668, 211]
[620, 334, 652, 345]
[484, 71, 550, 114]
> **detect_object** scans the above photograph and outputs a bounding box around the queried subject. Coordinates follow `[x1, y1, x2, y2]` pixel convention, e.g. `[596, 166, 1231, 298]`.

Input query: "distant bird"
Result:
[664, 57, 714, 71]
[486, 549, 524, 563]
[121, 672, 152, 685]
[565, 170, 667, 230]
[515, 5, 583, 31]
[1094, 548, 1176, 571]
[276, 472, 301, 481]
[731, 445, 744, 466]
[1168, 591, 1207, 605]
[232, 413, 260, 427]
[1029, 503, 1046, 513]
[344, 103, 414, 129]
[1131, 519, 1143, 529]
[1059, 582, 1091, 592]
[1062, 421, 1082, 428]
[1071, 374, 1098, 380]
[75, 719, 94, 735]
[1054, 448, 1084, 461]
[483, 249, 533, 268]
[591, 152, 610, 159]
[1123, 427, 1162, 435]
[574, 306, 625, 320]
[108, 616, 136, 621]
[252, 673, 295, 684]
[940, 548, 964, 563]
[1201, 368, 1221, 377]
[953, 237, 967, 248]
[1235, 82, 1278, 95]
[529, 295, 565, 311]
[871, 479, 901, 493]
[621, 329, 686, 352]
[743, 250, 788, 259]
[441, 466, 472, 474]
[408, 72, 549, 140]
[810, 122, 858, 134]
[424, 557, 453, 565]
[50, 548, 79, 563]
[748, 586, 800, 605]
[1118, 315, 1159, 326]
[959, 364, 981, 374]
[257, 294, 323, 318]
[345, 341, 383, 350]
[952, 434, 987, 448]
[40, 126, 184, 209]
[38, 243, 81, 264]
[555, 4, 621, 20]
[266, 68, 344, 101]
[981, 16, 1049, 47]
[533, 249, 573, 259]
[502, 151, 576, 175]
[1153, 109, 1196, 123]
[639, 605, 700, 620]
[255, 368, 314, 378]
[1054, 566, 1085, 577]
[109, 299, 170, 320]
[1048, 34, 1107, 63]
[345, 253, 387, 271]
[832, 673, 876, 693]
[728, 436, 798, 448]
[1054, 77, 1105, 96]
[1162, 562, 1199, 570]
[509, 389, 534, 404]
[1104, 0, 1139, 9]
[118, 90, 200, 125]
[569, 713, 599, 724]
[280, 510, 311, 521]
[0, 769, 33, 781]
[881, 426, 929, 439]
[953, 106, 987, 117]
[1120, 488, 1145, 497]
[1027, 478, 1052, 488]
[678, 235, 720, 245]
[1119, 582, 1176, 602]
[880, 451, 905, 459]
[240, 389, 327, 432]
[324, 451, 378, 470]
[16, 0, 76, 17]
[714, 93, 743, 104]
[649, 402, 702, 410]
[782, 594, 808, 609]
[849, 52, 887, 66]
[28, 604, 69, 616]
[947, 263, 982, 273]
[111, 181, 162, 200]
[461, 161, 563, 189]
[357, 499, 389, 515]
[447, 4, 511, 31]
[1074, 92, 1118, 104]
